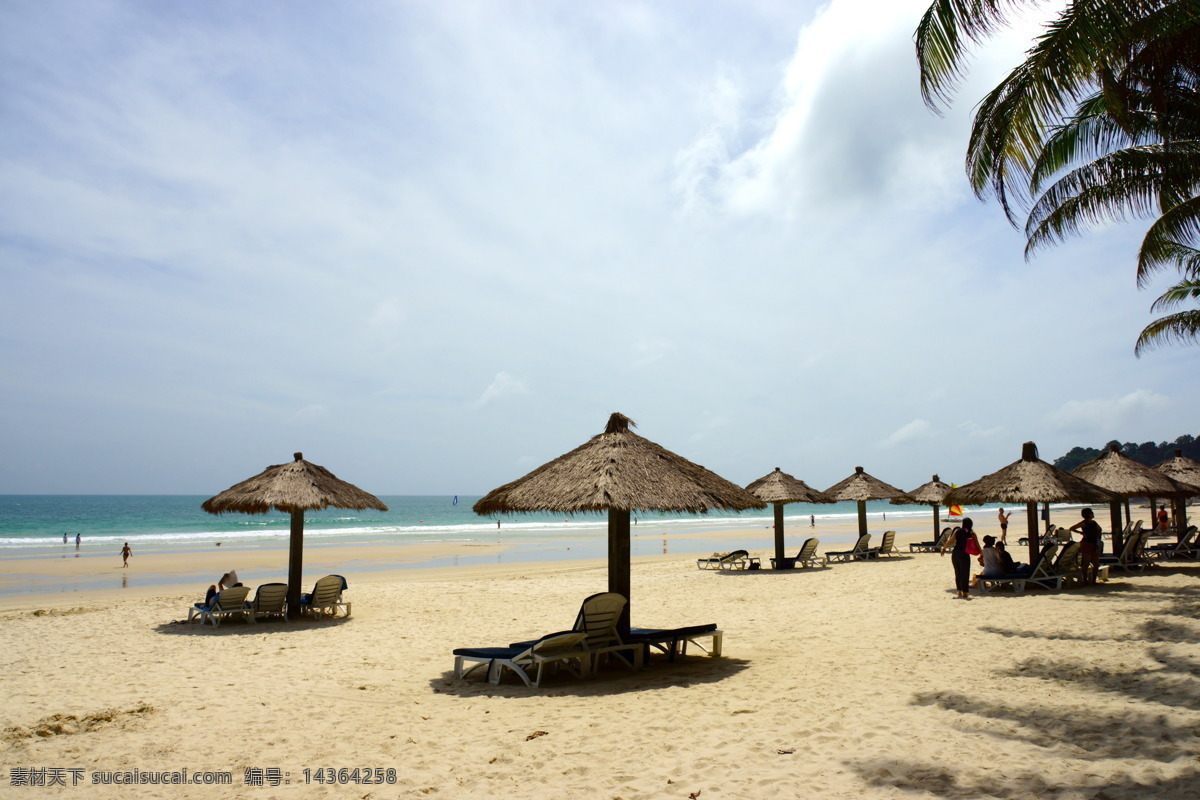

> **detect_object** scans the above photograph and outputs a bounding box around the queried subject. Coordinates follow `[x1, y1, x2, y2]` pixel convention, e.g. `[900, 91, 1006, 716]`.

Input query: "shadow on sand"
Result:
[850, 567, 1200, 797]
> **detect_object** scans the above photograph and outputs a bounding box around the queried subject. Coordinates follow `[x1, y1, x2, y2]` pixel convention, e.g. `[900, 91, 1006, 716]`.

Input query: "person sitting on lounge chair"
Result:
[994, 541, 1025, 574]
[977, 535, 1006, 578]
[201, 570, 242, 608]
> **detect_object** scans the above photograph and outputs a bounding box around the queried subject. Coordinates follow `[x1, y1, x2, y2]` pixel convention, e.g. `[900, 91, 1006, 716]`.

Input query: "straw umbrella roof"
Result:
[746, 468, 833, 505]
[202, 453, 389, 515]
[1156, 450, 1200, 496]
[1072, 444, 1197, 498]
[941, 442, 1117, 506]
[473, 413, 765, 515]
[823, 466, 906, 501]
[891, 474, 951, 506]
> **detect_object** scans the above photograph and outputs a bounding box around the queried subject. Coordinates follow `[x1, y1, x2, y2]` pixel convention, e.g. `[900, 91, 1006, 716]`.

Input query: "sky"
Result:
[2, 0, 1196, 496]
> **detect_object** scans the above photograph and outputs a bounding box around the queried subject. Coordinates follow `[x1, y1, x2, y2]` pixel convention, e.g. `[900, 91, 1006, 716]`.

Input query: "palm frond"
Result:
[1135, 305, 1200, 355]
[1137, 195, 1200, 283]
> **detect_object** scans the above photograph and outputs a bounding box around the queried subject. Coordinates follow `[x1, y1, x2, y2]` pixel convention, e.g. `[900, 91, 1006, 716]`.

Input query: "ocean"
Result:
[0, 494, 1026, 552]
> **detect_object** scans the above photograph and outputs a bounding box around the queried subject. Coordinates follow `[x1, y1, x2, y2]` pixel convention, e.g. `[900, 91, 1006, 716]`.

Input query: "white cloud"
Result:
[958, 421, 1004, 439]
[1049, 389, 1171, 434]
[629, 337, 676, 368]
[472, 372, 530, 409]
[881, 419, 932, 448]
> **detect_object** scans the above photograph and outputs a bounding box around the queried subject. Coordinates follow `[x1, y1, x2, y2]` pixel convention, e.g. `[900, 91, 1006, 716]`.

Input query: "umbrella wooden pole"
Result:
[608, 509, 631, 638]
[1025, 502, 1039, 564]
[1124, 498, 1131, 529]
[287, 509, 304, 618]
[1109, 501, 1124, 554]
[773, 503, 785, 567]
[856, 501, 867, 538]
[932, 505, 941, 538]
[1174, 498, 1188, 542]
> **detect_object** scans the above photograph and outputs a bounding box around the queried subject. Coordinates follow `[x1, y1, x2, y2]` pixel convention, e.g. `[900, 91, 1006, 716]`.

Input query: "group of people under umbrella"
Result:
[200, 414, 1200, 633]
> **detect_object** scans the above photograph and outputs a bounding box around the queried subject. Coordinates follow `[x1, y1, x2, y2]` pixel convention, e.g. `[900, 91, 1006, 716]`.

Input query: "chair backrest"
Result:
[1051, 542, 1080, 573]
[212, 585, 250, 611]
[724, 550, 749, 560]
[852, 534, 870, 552]
[530, 631, 589, 657]
[310, 575, 344, 605]
[252, 583, 287, 612]
[573, 592, 627, 646]
[797, 538, 818, 558]
[936, 528, 952, 547]
[879, 531, 896, 551]
[1131, 519, 1144, 536]
[1028, 543, 1060, 578]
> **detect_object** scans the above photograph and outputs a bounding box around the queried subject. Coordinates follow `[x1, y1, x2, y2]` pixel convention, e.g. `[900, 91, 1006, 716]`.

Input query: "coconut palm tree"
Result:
[915, 0, 1200, 353]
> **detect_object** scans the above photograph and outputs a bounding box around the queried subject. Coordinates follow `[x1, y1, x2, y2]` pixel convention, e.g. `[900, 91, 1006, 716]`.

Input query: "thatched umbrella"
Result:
[1072, 444, 1196, 550]
[745, 467, 833, 568]
[891, 474, 951, 539]
[1155, 449, 1200, 541]
[823, 467, 906, 539]
[941, 442, 1117, 564]
[474, 413, 765, 635]
[202, 453, 388, 617]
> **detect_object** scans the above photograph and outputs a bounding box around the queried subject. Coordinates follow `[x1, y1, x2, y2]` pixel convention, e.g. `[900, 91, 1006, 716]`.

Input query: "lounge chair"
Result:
[627, 623, 723, 663]
[249, 582, 288, 621]
[696, 550, 760, 571]
[1024, 542, 1082, 590]
[1100, 528, 1153, 572]
[770, 538, 823, 569]
[977, 543, 1060, 594]
[453, 631, 591, 688]
[867, 530, 899, 558]
[909, 528, 952, 554]
[825, 534, 871, 563]
[1145, 525, 1198, 561]
[187, 585, 252, 627]
[506, 592, 642, 674]
[299, 575, 351, 618]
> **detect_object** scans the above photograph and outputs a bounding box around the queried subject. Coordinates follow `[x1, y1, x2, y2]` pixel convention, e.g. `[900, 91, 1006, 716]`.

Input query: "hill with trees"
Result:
[1054, 434, 1199, 472]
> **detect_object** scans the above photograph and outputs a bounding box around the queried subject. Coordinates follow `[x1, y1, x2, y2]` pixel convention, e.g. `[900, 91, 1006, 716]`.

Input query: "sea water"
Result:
[0, 495, 1030, 551]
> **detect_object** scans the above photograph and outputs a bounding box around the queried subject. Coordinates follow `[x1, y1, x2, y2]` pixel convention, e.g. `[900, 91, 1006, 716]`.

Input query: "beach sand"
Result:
[2, 515, 1198, 798]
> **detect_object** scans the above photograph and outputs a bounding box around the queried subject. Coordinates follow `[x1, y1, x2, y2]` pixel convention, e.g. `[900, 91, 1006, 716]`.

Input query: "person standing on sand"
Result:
[997, 508, 1011, 543]
[121, 542, 132, 567]
[63, 532, 68, 544]
[810, 515, 815, 528]
[75, 532, 81, 547]
[941, 519, 980, 599]
[1069, 508, 1102, 585]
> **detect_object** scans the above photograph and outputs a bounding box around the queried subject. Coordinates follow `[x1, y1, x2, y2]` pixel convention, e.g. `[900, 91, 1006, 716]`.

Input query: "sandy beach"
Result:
[2, 516, 1198, 799]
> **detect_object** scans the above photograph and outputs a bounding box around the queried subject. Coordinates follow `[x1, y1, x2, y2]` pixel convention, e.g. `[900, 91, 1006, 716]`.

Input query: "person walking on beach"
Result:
[997, 508, 1011, 543]
[75, 532, 81, 547]
[1069, 508, 1102, 585]
[120, 542, 132, 568]
[941, 519, 980, 599]
[810, 515, 815, 528]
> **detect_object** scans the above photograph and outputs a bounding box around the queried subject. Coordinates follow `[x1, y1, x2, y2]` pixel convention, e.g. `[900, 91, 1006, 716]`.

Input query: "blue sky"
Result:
[2, 0, 1195, 495]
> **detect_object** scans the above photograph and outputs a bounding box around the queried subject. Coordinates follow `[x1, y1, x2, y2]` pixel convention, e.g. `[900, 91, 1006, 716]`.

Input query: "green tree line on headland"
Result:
[1054, 433, 1200, 472]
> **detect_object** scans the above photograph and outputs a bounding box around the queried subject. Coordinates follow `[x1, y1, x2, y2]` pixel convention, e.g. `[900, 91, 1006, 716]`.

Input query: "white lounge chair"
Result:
[770, 538, 824, 569]
[187, 586, 252, 627]
[250, 583, 288, 621]
[299, 575, 350, 618]
[825, 534, 870, 563]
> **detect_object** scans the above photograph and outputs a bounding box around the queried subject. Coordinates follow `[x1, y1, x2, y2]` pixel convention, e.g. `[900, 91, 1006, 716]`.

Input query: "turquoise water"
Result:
[0, 495, 962, 550]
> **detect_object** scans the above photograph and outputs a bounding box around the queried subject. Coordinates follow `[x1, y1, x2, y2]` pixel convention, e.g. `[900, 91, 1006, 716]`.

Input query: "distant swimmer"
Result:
[75, 532, 81, 547]
[63, 532, 68, 544]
